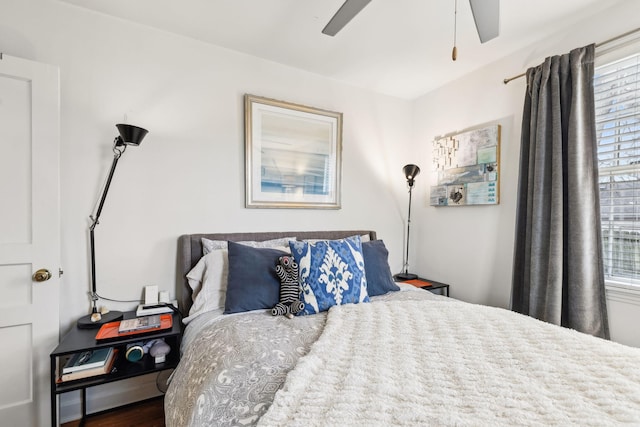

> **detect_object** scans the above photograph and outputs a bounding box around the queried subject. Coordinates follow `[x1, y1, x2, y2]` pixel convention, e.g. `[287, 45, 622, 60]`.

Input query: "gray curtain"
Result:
[512, 44, 609, 339]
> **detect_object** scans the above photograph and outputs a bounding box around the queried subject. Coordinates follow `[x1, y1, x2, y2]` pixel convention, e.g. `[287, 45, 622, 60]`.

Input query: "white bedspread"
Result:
[259, 299, 640, 426]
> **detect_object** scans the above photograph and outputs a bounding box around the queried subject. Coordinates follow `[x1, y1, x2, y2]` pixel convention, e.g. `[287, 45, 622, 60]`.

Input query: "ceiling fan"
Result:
[322, 0, 500, 44]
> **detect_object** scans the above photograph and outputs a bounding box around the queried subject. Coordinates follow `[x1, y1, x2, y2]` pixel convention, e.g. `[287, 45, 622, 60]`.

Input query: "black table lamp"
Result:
[394, 164, 420, 281]
[77, 124, 149, 329]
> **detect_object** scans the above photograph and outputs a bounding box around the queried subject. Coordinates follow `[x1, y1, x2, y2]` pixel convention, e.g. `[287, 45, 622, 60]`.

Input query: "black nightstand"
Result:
[400, 277, 450, 297]
[50, 310, 182, 426]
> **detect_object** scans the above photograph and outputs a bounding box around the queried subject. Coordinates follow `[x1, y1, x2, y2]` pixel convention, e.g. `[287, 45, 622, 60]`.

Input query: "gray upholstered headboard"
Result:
[176, 230, 377, 314]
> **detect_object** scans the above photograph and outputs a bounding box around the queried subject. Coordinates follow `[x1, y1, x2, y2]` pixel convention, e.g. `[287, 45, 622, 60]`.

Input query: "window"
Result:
[595, 51, 640, 286]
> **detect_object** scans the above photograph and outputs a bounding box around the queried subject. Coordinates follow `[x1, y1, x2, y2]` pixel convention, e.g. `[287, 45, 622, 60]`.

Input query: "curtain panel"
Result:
[512, 44, 610, 339]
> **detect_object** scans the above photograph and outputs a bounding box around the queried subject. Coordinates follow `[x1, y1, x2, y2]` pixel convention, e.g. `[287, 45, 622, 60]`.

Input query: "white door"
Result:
[0, 54, 60, 427]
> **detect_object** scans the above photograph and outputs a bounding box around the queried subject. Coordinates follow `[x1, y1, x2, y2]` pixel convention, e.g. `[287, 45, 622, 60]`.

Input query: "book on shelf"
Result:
[135, 300, 178, 317]
[118, 314, 162, 333]
[59, 349, 118, 382]
[62, 347, 113, 374]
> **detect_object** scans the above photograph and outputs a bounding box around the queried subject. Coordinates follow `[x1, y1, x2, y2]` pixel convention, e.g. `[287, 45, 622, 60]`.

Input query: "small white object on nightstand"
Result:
[144, 285, 158, 305]
[159, 290, 170, 303]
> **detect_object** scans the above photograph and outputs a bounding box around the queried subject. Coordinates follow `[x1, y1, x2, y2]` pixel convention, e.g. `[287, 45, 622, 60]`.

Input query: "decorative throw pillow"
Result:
[224, 241, 290, 314]
[362, 240, 400, 296]
[289, 235, 369, 315]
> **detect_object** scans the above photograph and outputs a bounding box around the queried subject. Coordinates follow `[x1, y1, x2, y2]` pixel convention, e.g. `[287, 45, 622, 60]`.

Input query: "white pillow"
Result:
[201, 236, 296, 255]
[184, 248, 228, 324]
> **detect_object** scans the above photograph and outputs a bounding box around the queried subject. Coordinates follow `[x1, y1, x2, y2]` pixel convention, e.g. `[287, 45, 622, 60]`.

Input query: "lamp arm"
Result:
[88, 141, 125, 312]
[90, 141, 125, 231]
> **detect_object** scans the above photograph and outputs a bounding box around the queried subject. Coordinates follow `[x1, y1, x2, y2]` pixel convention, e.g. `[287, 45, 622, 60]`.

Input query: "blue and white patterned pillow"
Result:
[289, 235, 370, 315]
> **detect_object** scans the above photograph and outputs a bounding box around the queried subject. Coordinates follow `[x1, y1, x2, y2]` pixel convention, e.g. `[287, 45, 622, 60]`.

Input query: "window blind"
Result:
[595, 53, 640, 284]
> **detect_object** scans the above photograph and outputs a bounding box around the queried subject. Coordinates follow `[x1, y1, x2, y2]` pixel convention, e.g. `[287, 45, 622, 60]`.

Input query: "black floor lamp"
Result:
[77, 124, 149, 329]
[394, 164, 420, 281]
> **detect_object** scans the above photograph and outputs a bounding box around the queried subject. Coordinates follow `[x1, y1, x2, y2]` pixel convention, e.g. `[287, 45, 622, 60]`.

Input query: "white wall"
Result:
[0, 1, 414, 419]
[410, 1, 640, 345]
[0, 0, 413, 330]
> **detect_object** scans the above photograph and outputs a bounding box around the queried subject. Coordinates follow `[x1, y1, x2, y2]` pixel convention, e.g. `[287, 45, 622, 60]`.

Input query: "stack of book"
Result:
[59, 347, 117, 382]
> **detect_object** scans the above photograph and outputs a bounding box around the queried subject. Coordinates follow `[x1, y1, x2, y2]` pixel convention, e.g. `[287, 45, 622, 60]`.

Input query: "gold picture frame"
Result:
[245, 94, 342, 209]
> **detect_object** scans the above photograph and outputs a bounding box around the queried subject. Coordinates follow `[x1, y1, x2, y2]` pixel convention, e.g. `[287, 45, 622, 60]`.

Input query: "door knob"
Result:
[33, 269, 52, 282]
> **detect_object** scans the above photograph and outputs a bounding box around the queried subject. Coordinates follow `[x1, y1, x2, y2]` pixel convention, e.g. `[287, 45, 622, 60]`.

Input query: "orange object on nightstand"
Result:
[403, 279, 432, 287]
[95, 314, 173, 340]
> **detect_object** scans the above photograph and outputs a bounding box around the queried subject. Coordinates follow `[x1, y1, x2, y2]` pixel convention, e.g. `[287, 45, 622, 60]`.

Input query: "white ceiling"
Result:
[59, 0, 625, 99]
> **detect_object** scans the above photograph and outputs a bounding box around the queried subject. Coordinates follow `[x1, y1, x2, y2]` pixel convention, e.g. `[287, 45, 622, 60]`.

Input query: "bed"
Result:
[165, 230, 640, 426]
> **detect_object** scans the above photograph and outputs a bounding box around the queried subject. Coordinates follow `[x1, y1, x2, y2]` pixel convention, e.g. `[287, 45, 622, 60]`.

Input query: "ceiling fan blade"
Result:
[322, 0, 372, 36]
[469, 0, 499, 43]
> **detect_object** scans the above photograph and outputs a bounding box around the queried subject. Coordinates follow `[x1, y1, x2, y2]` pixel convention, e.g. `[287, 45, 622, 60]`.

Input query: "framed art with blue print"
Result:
[245, 94, 342, 209]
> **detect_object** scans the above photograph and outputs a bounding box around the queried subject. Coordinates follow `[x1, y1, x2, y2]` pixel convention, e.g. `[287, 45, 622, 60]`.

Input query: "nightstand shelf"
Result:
[50, 310, 182, 426]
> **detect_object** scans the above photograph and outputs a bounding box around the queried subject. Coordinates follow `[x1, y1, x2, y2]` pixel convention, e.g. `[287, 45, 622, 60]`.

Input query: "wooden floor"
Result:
[61, 397, 165, 427]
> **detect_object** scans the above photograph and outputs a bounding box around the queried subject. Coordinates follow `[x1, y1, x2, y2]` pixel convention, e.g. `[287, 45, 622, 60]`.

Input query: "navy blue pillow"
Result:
[362, 240, 400, 296]
[224, 241, 288, 314]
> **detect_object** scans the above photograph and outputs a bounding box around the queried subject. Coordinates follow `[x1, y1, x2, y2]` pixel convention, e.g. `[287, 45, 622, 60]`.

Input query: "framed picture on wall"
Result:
[430, 124, 501, 206]
[244, 94, 343, 209]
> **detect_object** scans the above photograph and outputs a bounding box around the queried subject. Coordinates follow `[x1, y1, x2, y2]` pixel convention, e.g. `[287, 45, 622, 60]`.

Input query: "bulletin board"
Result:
[430, 124, 500, 206]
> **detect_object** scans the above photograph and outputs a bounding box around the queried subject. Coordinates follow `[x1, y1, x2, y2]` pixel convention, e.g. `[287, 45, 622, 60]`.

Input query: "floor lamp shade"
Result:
[77, 124, 149, 328]
[116, 123, 148, 146]
[394, 164, 420, 281]
[403, 164, 420, 187]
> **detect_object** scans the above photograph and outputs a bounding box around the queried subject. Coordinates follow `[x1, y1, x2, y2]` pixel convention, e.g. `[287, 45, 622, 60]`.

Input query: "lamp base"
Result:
[393, 272, 418, 281]
[77, 310, 124, 329]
